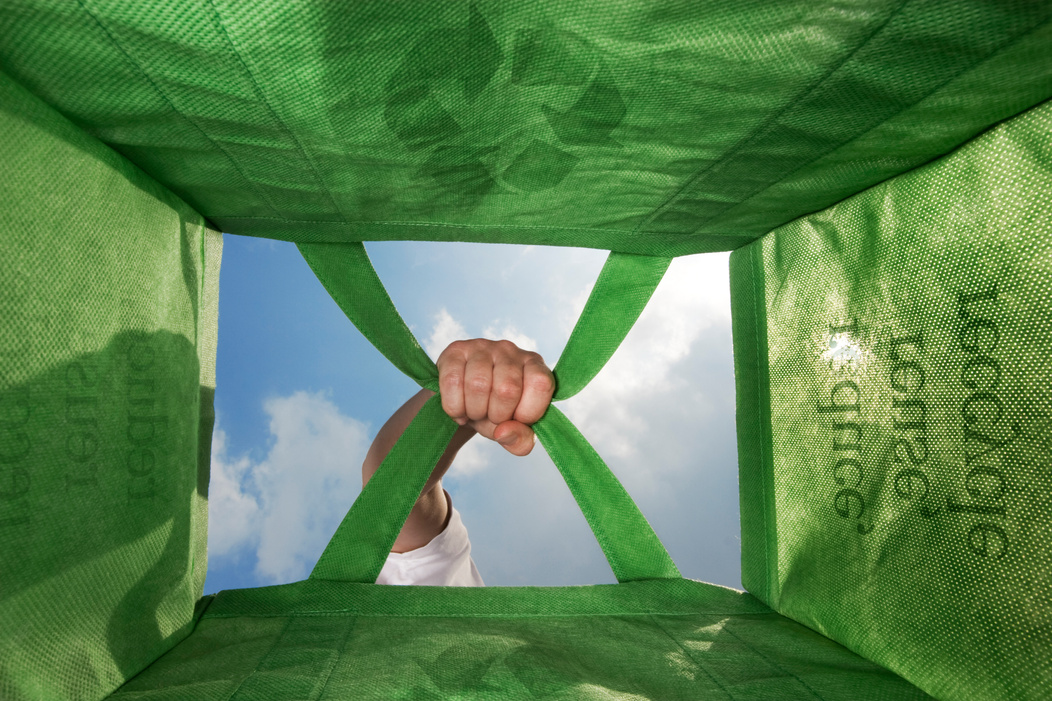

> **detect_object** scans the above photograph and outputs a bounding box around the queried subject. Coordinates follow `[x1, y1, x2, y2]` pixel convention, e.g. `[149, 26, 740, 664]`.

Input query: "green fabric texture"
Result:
[0, 1, 1049, 255]
[3, 0, 1052, 699]
[731, 99, 1052, 699]
[106, 262, 926, 697]
[298, 242, 442, 392]
[0, 73, 222, 700]
[298, 240, 679, 583]
[111, 581, 930, 700]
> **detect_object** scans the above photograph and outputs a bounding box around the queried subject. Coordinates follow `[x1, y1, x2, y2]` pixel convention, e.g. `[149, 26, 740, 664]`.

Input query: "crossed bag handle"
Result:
[299, 242, 679, 584]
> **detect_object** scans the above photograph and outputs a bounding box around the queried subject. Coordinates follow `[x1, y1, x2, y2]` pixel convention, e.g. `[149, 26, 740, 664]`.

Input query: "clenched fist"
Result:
[437, 339, 555, 456]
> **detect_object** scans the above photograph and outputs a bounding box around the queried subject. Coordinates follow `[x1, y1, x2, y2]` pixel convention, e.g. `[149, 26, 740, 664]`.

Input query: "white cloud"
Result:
[424, 308, 468, 360]
[446, 437, 493, 479]
[559, 252, 732, 479]
[207, 425, 260, 558]
[426, 309, 539, 361]
[481, 322, 538, 353]
[208, 391, 370, 584]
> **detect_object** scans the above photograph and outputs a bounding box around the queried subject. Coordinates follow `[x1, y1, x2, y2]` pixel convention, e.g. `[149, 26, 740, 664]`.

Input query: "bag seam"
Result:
[691, 13, 1052, 233]
[203, 610, 778, 620]
[74, 0, 286, 222]
[634, 0, 912, 232]
[205, 0, 349, 223]
[750, 244, 777, 604]
[647, 614, 735, 700]
[313, 616, 360, 700]
[719, 623, 827, 700]
[225, 616, 295, 701]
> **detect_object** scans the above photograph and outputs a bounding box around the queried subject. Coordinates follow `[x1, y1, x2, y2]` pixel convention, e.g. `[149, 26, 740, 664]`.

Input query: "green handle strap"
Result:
[534, 405, 681, 581]
[310, 394, 457, 582]
[310, 397, 680, 583]
[301, 242, 678, 583]
[298, 242, 440, 392]
[552, 253, 671, 400]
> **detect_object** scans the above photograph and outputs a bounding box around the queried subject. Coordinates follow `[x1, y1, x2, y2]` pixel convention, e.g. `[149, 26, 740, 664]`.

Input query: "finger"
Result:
[437, 344, 468, 424]
[489, 356, 523, 425]
[466, 418, 535, 457]
[467, 416, 498, 442]
[464, 351, 493, 421]
[493, 420, 535, 457]
[514, 355, 555, 424]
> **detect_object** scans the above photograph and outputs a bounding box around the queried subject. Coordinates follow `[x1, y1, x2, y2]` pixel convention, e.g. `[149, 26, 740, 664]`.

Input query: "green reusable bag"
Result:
[0, 73, 221, 697]
[104, 246, 931, 700]
[731, 99, 1052, 699]
[2, 0, 1051, 699]
[1, 0, 1050, 255]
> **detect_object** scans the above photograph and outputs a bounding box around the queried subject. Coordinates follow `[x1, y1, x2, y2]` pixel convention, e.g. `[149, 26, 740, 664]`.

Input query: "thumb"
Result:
[493, 420, 536, 457]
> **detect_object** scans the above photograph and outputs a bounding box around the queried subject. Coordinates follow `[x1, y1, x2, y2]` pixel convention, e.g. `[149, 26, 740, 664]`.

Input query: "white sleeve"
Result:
[375, 491, 484, 587]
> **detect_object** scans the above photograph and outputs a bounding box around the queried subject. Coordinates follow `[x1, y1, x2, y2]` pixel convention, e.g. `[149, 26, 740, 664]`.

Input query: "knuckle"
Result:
[442, 370, 464, 390]
[468, 376, 491, 395]
[494, 381, 521, 402]
[439, 340, 466, 358]
[528, 373, 555, 395]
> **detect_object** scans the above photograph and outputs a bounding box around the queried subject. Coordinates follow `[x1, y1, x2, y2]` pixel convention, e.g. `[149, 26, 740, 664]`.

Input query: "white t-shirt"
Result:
[376, 492, 484, 587]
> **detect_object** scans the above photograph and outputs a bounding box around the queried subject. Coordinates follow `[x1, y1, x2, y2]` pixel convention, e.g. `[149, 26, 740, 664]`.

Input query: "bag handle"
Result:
[297, 242, 440, 392]
[551, 252, 670, 400]
[309, 393, 457, 582]
[300, 242, 679, 583]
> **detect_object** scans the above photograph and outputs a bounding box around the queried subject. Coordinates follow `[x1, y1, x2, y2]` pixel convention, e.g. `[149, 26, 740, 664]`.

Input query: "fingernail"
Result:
[497, 433, 515, 446]
[455, 417, 467, 426]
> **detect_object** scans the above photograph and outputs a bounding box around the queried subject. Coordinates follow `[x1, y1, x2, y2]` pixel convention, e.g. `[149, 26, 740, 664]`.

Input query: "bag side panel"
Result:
[0, 1, 1048, 254]
[0, 72, 221, 701]
[111, 581, 929, 700]
[731, 99, 1052, 699]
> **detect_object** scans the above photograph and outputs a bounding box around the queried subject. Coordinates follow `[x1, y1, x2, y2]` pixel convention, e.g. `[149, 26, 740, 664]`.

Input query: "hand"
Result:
[437, 339, 555, 456]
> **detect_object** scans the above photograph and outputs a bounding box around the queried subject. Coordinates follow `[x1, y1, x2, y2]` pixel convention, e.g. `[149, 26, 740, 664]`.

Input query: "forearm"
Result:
[364, 340, 554, 556]
[362, 388, 475, 553]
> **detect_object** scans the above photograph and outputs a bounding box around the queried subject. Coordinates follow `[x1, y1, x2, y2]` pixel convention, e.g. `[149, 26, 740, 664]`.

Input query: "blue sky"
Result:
[204, 234, 741, 593]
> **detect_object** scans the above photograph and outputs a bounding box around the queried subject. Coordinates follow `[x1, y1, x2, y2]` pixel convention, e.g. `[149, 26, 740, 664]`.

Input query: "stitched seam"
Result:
[217, 216, 641, 232]
[749, 245, 772, 604]
[215, 217, 756, 243]
[74, 0, 285, 222]
[205, 610, 778, 618]
[226, 616, 295, 701]
[206, 0, 349, 222]
[648, 614, 734, 700]
[720, 623, 827, 700]
[635, 0, 912, 232]
[313, 616, 359, 700]
[689, 14, 1052, 232]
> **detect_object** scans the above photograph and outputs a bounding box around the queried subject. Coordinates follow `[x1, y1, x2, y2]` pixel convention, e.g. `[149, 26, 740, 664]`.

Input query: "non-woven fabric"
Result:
[0, 73, 222, 700]
[731, 98, 1052, 700]
[102, 206, 925, 694]
[109, 399, 928, 699]
[110, 580, 931, 700]
[2, 1, 1050, 699]
[0, 1, 1049, 255]
[107, 223, 930, 699]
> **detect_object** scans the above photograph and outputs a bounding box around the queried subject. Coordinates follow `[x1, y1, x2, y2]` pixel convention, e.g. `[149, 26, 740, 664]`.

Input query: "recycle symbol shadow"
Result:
[383, 4, 626, 211]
